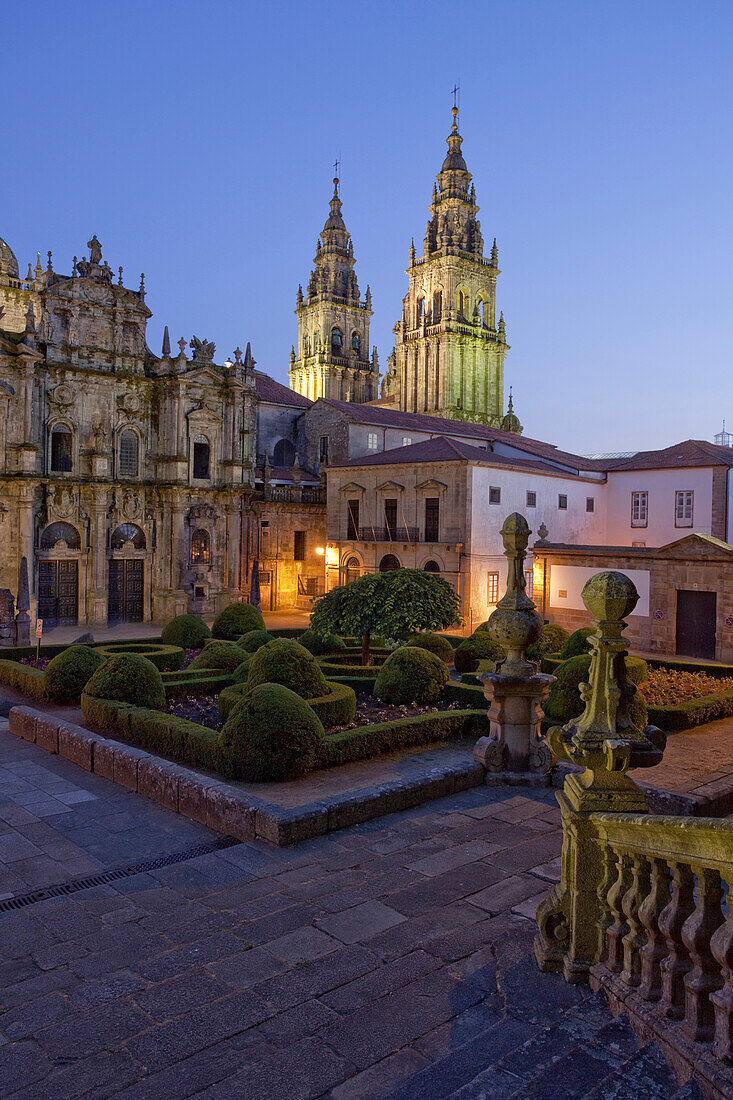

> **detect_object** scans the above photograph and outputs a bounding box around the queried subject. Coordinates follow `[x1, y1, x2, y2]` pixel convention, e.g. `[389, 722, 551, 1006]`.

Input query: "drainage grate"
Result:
[0, 835, 241, 912]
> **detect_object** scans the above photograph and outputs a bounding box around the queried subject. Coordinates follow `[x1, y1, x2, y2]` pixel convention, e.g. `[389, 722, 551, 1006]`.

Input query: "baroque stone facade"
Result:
[381, 109, 517, 430]
[0, 235, 261, 627]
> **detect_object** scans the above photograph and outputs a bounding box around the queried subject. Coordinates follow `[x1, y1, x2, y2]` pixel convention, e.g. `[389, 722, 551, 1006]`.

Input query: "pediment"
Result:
[338, 481, 366, 493]
[184, 366, 224, 387]
[186, 403, 222, 424]
[375, 480, 404, 492]
[654, 533, 733, 560]
[415, 478, 448, 491]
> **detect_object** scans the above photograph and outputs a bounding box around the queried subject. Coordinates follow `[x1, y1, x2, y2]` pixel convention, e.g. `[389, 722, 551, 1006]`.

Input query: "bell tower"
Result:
[382, 107, 515, 429]
[289, 177, 379, 403]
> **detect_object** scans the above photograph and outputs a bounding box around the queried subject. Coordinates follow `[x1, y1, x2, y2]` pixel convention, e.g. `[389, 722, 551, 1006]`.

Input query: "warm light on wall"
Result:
[533, 558, 546, 613]
[325, 545, 339, 566]
[316, 546, 324, 555]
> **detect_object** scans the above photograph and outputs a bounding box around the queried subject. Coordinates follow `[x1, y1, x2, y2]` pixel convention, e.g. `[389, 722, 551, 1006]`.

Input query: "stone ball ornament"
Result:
[581, 570, 638, 622]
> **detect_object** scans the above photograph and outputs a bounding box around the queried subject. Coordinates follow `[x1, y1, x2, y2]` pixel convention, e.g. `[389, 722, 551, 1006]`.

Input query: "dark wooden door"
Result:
[37, 561, 78, 627]
[676, 590, 716, 660]
[108, 559, 144, 623]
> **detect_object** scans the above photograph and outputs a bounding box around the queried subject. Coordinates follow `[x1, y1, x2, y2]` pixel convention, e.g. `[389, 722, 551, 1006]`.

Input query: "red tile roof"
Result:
[254, 372, 312, 408]
[334, 435, 588, 478]
[602, 439, 733, 471]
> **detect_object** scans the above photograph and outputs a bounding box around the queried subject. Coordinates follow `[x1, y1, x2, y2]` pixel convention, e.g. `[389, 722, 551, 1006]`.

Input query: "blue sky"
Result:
[3, 0, 731, 453]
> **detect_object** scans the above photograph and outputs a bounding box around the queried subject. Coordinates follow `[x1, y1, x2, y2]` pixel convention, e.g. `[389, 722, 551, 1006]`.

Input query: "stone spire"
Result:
[422, 105, 484, 260]
[161, 325, 171, 357]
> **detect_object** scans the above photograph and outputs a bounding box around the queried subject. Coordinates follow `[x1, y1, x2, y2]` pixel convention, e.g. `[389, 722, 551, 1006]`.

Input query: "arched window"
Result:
[345, 556, 360, 585]
[351, 332, 361, 355]
[110, 523, 146, 550]
[423, 560, 441, 573]
[458, 291, 467, 319]
[432, 290, 442, 324]
[273, 438, 296, 467]
[416, 297, 425, 327]
[303, 334, 310, 355]
[379, 554, 401, 573]
[119, 430, 139, 476]
[191, 528, 210, 564]
[331, 327, 343, 352]
[50, 425, 73, 473]
[314, 329, 320, 349]
[477, 299, 485, 326]
[193, 435, 210, 480]
[40, 522, 80, 550]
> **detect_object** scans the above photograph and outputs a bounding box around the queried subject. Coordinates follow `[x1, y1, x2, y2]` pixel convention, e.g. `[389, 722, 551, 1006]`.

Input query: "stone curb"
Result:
[6, 706, 486, 846]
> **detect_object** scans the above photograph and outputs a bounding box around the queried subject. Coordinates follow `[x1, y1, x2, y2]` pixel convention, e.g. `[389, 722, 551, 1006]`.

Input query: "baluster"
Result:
[606, 850, 633, 973]
[659, 862, 696, 1018]
[621, 854, 650, 988]
[639, 857, 672, 1002]
[596, 844, 617, 965]
[682, 865, 724, 1043]
[711, 871, 733, 1063]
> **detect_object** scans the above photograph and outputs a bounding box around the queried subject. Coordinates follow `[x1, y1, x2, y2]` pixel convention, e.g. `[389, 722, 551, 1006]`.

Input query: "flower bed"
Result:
[639, 667, 733, 706]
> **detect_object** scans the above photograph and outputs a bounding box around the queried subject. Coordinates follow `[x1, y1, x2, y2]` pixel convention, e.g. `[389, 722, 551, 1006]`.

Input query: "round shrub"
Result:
[560, 627, 595, 660]
[546, 654, 649, 724]
[407, 632, 454, 664]
[231, 658, 252, 683]
[454, 631, 506, 675]
[374, 646, 449, 704]
[83, 653, 165, 709]
[218, 682, 248, 722]
[526, 623, 570, 661]
[219, 683, 325, 782]
[307, 682, 357, 727]
[298, 628, 346, 656]
[237, 629, 274, 653]
[44, 645, 105, 704]
[188, 641, 245, 672]
[161, 614, 211, 649]
[94, 642, 185, 672]
[212, 603, 265, 640]
[246, 639, 329, 700]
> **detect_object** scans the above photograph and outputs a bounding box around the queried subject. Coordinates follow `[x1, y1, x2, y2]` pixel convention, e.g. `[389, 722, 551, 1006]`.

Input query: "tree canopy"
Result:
[310, 568, 461, 664]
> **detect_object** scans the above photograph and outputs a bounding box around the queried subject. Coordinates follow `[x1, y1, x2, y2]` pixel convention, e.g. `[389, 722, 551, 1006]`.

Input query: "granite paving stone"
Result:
[315, 899, 406, 943]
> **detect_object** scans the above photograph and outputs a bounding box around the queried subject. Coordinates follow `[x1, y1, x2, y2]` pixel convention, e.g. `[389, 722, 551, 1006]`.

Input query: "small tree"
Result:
[310, 568, 461, 665]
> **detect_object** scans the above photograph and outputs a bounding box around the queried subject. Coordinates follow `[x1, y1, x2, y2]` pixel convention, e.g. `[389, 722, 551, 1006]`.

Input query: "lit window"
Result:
[631, 491, 648, 527]
[558, 494, 568, 510]
[675, 490, 694, 527]
[50, 426, 73, 473]
[489, 487, 501, 504]
[119, 430, 139, 477]
[586, 497, 595, 513]
[526, 490, 537, 508]
[367, 433, 379, 452]
[191, 528, 210, 564]
[402, 436, 412, 447]
[487, 571, 500, 604]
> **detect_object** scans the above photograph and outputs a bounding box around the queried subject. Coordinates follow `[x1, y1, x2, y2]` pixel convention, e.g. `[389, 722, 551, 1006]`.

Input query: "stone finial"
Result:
[177, 337, 187, 357]
[234, 346, 242, 364]
[161, 326, 171, 357]
[17, 556, 30, 612]
[485, 513, 544, 678]
[47, 251, 53, 273]
[118, 266, 124, 286]
[139, 273, 145, 298]
[537, 522, 549, 541]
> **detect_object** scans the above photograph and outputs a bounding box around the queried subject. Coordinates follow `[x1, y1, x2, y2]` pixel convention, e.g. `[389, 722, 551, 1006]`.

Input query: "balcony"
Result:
[350, 526, 462, 545]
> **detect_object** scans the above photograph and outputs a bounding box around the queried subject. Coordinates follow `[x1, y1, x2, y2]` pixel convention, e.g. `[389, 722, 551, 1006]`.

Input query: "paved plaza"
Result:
[0, 720, 704, 1100]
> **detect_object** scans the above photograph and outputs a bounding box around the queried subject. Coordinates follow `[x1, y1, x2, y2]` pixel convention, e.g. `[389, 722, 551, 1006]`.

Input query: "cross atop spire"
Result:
[451, 82, 460, 131]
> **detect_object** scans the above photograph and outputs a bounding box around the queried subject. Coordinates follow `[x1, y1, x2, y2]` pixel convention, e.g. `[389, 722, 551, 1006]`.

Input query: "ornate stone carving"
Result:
[188, 502, 217, 521]
[190, 336, 216, 362]
[50, 383, 74, 408]
[122, 490, 142, 520]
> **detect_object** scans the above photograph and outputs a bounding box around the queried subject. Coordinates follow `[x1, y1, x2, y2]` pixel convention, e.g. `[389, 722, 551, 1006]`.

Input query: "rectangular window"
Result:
[424, 497, 439, 542]
[632, 541, 646, 547]
[489, 486, 501, 505]
[402, 436, 412, 447]
[193, 441, 210, 479]
[487, 571, 500, 605]
[384, 498, 397, 537]
[526, 490, 537, 508]
[558, 494, 568, 510]
[347, 499, 360, 541]
[526, 571, 533, 598]
[367, 432, 379, 452]
[675, 490, 694, 527]
[631, 491, 648, 527]
[294, 530, 306, 561]
[319, 435, 329, 463]
[50, 430, 73, 473]
[586, 497, 595, 513]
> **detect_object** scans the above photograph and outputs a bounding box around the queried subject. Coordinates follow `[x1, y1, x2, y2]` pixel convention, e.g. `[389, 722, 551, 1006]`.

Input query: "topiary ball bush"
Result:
[526, 623, 571, 661]
[44, 644, 105, 704]
[231, 658, 252, 683]
[212, 603, 266, 640]
[454, 631, 506, 675]
[298, 628, 346, 656]
[246, 638, 329, 699]
[407, 632, 454, 664]
[545, 654, 649, 724]
[219, 683, 325, 782]
[374, 646, 449, 704]
[237, 629, 274, 653]
[188, 641, 245, 672]
[161, 613, 211, 649]
[84, 653, 165, 709]
[559, 627, 595, 660]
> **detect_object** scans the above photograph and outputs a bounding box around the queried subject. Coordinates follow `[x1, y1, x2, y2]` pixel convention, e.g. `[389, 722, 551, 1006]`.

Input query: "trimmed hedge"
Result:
[212, 603, 265, 640]
[319, 709, 489, 769]
[161, 614, 211, 649]
[454, 631, 506, 675]
[218, 679, 357, 728]
[318, 660, 386, 678]
[374, 647, 449, 704]
[44, 645, 105, 704]
[0, 659, 46, 700]
[81, 694, 221, 771]
[545, 654, 648, 726]
[84, 653, 165, 709]
[247, 639, 329, 699]
[559, 627, 594, 660]
[646, 657, 733, 679]
[298, 629, 346, 656]
[236, 630, 274, 653]
[219, 683, 325, 782]
[188, 641, 244, 672]
[445, 681, 487, 707]
[647, 688, 733, 732]
[526, 623, 570, 661]
[407, 632, 454, 664]
[162, 672, 234, 699]
[94, 642, 185, 672]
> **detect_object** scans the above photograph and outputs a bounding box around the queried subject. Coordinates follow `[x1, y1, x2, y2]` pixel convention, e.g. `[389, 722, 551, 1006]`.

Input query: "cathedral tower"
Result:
[289, 177, 378, 403]
[382, 108, 517, 430]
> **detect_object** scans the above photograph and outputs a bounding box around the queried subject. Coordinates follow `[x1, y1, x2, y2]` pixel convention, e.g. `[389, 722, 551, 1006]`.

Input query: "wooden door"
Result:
[676, 590, 716, 660]
[37, 561, 78, 627]
[108, 559, 144, 623]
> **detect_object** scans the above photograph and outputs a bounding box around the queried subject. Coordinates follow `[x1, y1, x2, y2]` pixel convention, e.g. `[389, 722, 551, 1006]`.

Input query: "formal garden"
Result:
[2, 567, 733, 791]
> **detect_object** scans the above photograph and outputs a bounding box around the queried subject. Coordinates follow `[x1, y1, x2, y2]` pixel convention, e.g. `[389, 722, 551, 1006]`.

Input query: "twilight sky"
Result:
[3, 0, 731, 454]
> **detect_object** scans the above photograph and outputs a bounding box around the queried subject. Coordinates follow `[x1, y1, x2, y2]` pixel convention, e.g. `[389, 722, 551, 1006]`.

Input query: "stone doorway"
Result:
[37, 560, 78, 627]
[108, 559, 144, 623]
[676, 589, 716, 659]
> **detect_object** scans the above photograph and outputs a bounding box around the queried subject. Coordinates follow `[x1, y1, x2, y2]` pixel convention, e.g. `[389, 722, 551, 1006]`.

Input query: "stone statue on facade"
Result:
[190, 337, 216, 362]
[88, 236, 102, 265]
